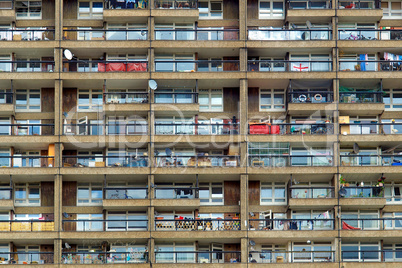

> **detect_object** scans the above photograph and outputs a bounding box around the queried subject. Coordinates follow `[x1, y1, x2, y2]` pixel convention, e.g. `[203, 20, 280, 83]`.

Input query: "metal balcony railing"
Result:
[62, 251, 148, 264]
[154, 0, 197, 9]
[249, 155, 334, 167]
[105, 0, 148, 9]
[340, 186, 384, 198]
[0, 156, 53, 168]
[248, 29, 331, 41]
[62, 155, 149, 168]
[339, 91, 383, 103]
[248, 123, 334, 135]
[0, 123, 54, 135]
[63, 123, 148, 135]
[288, 91, 333, 103]
[0, 29, 54, 41]
[247, 60, 332, 72]
[154, 186, 198, 199]
[248, 218, 335, 231]
[0, 61, 54, 72]
[340, 155, 402, 166]
[62, 219, 148, 231]
[155, 122, 239, 135]
[341, 218, 402, 230]
[339, 60, 402, 72]
[339, 123, 402, 134]
[154, 251, 240, 263]
[337, 29, 402, 40]
[287, 0, 332, 9]
[341, 250, 399, 262]
[154, 92, 198, 104]
[155, 218, 240, 231]
[155, 60, 239, 72]
[104, 187, 148, 199]
[0, 220, 54, 231]
[155, 155, 239, 167]
[63, 60, 148, 72]
[338, 0, 381, 9]
[248, 250, 335, 263]
[155, 29, 239, 40]
[290, 187, 335, 198]
[63, 29, 148, 41]
[104, 92, 148, 104]
[5, 252, 54, 264]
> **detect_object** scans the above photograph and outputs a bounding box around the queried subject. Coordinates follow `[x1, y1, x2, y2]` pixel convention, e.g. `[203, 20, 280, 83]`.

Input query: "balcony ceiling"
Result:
[0, 48, 53, 58]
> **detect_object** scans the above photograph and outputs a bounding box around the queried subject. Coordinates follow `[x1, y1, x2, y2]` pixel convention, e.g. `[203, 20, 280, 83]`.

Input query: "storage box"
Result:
[95, 161, 105, 167]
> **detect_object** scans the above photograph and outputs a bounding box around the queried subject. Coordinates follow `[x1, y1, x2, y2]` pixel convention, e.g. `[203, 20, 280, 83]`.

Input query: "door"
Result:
[77, 116, 88, 135]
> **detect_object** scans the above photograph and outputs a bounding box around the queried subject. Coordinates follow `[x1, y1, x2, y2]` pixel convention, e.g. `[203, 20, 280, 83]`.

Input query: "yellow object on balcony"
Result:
[0, 222, 10, 231]
[32, 222, 54, 231]
[11, 222, 31, 231]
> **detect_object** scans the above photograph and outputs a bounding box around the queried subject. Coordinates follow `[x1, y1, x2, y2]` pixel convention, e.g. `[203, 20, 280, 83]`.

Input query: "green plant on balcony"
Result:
[340, 175, 346, 186]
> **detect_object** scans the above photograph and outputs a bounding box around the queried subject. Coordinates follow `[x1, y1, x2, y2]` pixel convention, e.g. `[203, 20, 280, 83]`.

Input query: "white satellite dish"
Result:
[148, 80, 158, 90]
[306, 21, 312, 29]
[64, 49, 74, 60]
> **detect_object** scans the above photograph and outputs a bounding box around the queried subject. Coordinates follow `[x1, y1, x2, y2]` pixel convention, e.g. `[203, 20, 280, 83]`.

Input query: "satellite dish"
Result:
[165, 148, 172, 156]
[63, 49, 74, 60]
[63, 212, 70, 218]
[353, 143, 360, 154]
[339, 187, 347, 197]
[249, 240, 256, 246]
[148, 80, 158, 90]
[306, 21, 312, 29]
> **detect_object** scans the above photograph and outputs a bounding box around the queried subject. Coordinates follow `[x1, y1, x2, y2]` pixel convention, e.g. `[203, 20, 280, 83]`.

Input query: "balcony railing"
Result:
[248, 123, 334, 135]
[155, 123, 239, 135]
[340, 155, 402, 166]
[0, 0, 13, 9]
[338, 0, 381, 9]
[337, 29, 402, 40]
[5, 252, 54, 264]
[0, 156, 53, 168]
[249, 219, 334, 231]
[62, 155, 149, 168]
[339, 60, 402, 72]
[341, 250, 399, 262]
[62, 219, 148, 231]
[288, 91, 333, 103]
[154, 0, 197, 9]
[287, 0, 332, 9]
[64, 60, 148, 72]
[247, 60, 332, 72]
[248, 29, 331, 41]
[339, 123, 402, 135]
[104, 92, 148, 104]
[105, 0, 148, 9]
[105, 187, 148, 199]
[155, 155, 239, 167]
[155, 60, 239, 72]
[249, 250, 335, 263]
[340, 186, 384, 198]
[0, 220, 54, 231]
[0, 29, 54, 41]
[63, 123, 148, 135]
[0, 123, 54, 135]
[249, 155, 333, 167]
[0, 61, 54, 72]
[155, 29, 239, 40]
[154, 92, 198, 104]
[155, 251, 240, 263]
[341, 218, 402, 230]
[339, 91, 383, 103]
[155, 218, 240, 231]
[154, 186, 198, 199]
[290, 187, 335, 198]
[63, 29, 148, 41]
[62, 251, 148, 264]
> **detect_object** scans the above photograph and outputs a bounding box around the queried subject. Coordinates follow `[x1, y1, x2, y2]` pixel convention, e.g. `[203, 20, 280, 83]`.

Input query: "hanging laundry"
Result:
[359, 54, 366, 71]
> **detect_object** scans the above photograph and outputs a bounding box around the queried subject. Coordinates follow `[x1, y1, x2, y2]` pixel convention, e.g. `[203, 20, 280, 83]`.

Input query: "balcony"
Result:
[154, 29, 239, 41]
[3, 252, 53, 264]
[338, 90, 384, 115]
[0, 156, 53, 168]
[248, 123, 334, 135]
[339, 123, 402, 135]
[63, 123, 148, 135]
[155, 155, 239, 167]
[105, 0, 148, 9]
[248, 155, 333, 168]
[248, 250, 335, 263]
[248, 29, 331, 41]
[339, 60, 402, 72]
[103, 0, 148, 22]
[0, 219, 54, 231]
[289, 187, 336, 208]
[0, 1, 15, 23]
[0, 29, 54, 41]
[248, 218, 334, 231]
[337, 29, 402, 41]
[0, 123, 55, 136]
[339, 186, 386, 208]
[153, 186, 200, 208]
[0, 60, 54, 72]
[62, 155, 149, 168]
[154, 0, 197, 9]
[63, 29, 148, 41]
[155, 122, 239, 135]
[62, 251, 148, 264]
[154, 250, 240, 263]
[155, 218, 240, 231]
[155, 60, 239, 72]
[62, 219, 148, 231]
[247, 60, 332, 72]
[341, 186, 384, 198]
[63, 60, 148, 73]
[341, 218, 402, 230]
[337, 0, 382, 22]
[286, 0, 334, 23]
[105, 187, 148, 199]
[341, 250, 400, 262]
[340, 155, 402, 167]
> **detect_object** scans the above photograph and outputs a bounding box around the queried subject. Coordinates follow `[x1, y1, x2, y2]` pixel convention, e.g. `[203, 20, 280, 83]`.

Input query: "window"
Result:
[106, 211, 147, 230]
[0, 118, 10, 135]
[110, 244, 148, 263]
[0, 55, 11, 72]
[76, 58, 99, 72]
[154, 183, 194, 199]
[12, 151, 41, 167]
[77, 89, 102, 111]
[259, 89, 285, 111]
[199, 183, 223, 205]
[155, 117, 194, 135]
[259, 0, 284, 19]
[197, 27, 225, 40]
[15, 120, 41, 135]
[383, 212, 402, 229]
[154, 89, 195, 104]
[291, 147, 332, 166]
[107, 23, 147, 40]
[291, 210, 334, 230]
[260, 182, 286, 204]
[293, 242, 332, 262]
[106, 149, 147, 167]
[197, 58, 223, 72]
[338, 23, 377, 40]
[107, 116, 148, 135]
[384, 244, 402, 261]
[199, 1, 223, 19]
[339, 53, 376, 71]
[78, 1, 103, 19]
[155, 243, 195, 263]
[14, 183, 40, 206]
[15, 89, 41, 111]
[16, 58, 41, 72]
[77, 27, 103, 40]
[76, 214, 103, 231]
[77, 183, 102, 205]
[382, 1, 402, 18]
[0, 244, 9, 263]
[385, 183, 402, 203]
[0, 89, 12, 104]
[0, 149, 10, 167]
[199, 89, 223, 111]
[248, 142, 289, 167]
[384, 89, 402, 110]
[341, 242, 380, 261]
[16, 0, 41, 19]
[14, 214, 40, 220]
[16, 246, 40, 263]
[290, 54, 331, 71]
[254, 57, 285, 72]
[106, 89, 148, 104]
[106, 182, 148, 199]
[155, 54, 195, 72]
[155, 23, 195, 40]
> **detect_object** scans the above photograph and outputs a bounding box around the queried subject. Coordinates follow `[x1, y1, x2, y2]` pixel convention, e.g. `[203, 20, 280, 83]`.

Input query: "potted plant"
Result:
[340, 175, 346, 186]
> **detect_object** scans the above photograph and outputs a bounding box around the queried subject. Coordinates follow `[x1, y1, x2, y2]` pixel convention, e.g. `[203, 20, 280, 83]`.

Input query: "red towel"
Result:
[342, 221, 360, 230]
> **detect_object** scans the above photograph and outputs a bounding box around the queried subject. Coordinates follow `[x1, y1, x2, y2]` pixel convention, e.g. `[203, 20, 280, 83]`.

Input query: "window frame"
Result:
[260, 182, 287, 205]
[198, 1, 223, 19]
[259, 89, 285, 111]
[199, 182, 224, 205]
[77, 89, 103, 111]
[15, 0, 42, 19]
[14, 183, 41, 206]
[106, 211, 148, 231]
[78, 0, 103, 19]
[199, 89, 223, 112]
[258, 0, 284, 19]
[77, 182, 103, 206]
[15, 89, 41, 112]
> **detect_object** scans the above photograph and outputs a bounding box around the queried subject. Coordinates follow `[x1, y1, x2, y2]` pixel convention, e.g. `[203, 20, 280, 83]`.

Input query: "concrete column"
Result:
[54, 239, 62, 264]
[148, 206, 155, 231]
[54, 142, 63, 168]
[55, 0, 63, 41]
[54, 174, 62, 232]
[240, 175, 248, 231]
[239, 79, 248, 135]
[241, 238, 248, 263]
[334, 237, 340, 262]
[149, 16, 155, 40]
[54, 79, 63, 136]
[333, 141, 339, 167]
[332, 47, 338, 72]
[149, 48, 155, 72]
[238, 0, 247, 41]
[332, 16, 337, 41]
[54, 48, 62, 74]
[240, 48, 247, 72]
[148, 238, 155, 263]
[240, 141, 248, 168]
